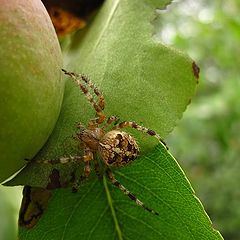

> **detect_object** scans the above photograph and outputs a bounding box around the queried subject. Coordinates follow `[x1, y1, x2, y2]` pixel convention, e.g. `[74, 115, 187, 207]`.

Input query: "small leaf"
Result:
[19, 145, 222, 240]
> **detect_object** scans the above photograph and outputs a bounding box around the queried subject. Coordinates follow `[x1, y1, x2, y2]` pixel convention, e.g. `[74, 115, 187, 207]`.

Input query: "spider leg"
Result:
[106, 168, 159, 216]
[36, 155, 84, 164]
[62, 69, 105, 125]
[71, 149, 93, 191]
[102, 116, 119, 130]
[83, 148, 93, 178]
[80, 74, 105, 111]
[112, 121, 168, 150]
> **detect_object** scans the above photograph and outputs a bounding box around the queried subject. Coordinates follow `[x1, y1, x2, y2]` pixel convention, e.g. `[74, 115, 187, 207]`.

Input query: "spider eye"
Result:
[99, 130, 139, 167]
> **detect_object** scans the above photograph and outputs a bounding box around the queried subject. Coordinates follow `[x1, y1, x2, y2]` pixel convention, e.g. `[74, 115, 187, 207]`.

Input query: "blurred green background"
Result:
[0, 0, 239, 239]
[157, 0, 240, 239]
[0, 186, 22, 240]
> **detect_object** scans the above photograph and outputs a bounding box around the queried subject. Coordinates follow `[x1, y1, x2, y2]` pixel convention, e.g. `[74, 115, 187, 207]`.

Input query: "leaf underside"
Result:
[6, 0, 222, 239]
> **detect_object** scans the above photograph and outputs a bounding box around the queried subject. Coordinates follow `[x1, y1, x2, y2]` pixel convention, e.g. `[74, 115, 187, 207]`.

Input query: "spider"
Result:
[39, 69, 168, 216]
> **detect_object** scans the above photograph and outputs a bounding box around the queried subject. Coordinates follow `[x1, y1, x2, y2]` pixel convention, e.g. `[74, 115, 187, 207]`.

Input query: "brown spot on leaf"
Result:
[18, 186, 52, 229]
[47, 169, 61, 190]
[192, 61, 200, 81]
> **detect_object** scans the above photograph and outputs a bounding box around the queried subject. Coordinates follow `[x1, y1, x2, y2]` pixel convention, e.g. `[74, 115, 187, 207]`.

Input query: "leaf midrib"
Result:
[91, 0, 120, 52]
[103, 176, 123, 240]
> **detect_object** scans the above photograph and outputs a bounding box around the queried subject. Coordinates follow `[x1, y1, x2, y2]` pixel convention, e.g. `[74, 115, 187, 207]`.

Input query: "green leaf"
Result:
[64, 0, 198, 148]
[18, 145, 222, 240]
[5, 0, 222, 239]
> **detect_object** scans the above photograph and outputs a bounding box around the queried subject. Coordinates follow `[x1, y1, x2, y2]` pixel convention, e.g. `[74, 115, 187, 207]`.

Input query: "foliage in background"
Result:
[0, 186, 22, 240]
[156, 1, 240, 239]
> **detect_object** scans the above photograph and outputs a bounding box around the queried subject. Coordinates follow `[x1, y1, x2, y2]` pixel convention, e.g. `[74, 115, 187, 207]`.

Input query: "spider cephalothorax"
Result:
[39, 69, 168, 215]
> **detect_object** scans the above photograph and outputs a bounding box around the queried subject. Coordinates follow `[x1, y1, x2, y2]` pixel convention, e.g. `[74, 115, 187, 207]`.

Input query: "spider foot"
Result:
[159, 139, 169, 150]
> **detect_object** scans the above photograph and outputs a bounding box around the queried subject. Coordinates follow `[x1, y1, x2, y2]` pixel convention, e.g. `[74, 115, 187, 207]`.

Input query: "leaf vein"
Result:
[61, 181, 98, 240]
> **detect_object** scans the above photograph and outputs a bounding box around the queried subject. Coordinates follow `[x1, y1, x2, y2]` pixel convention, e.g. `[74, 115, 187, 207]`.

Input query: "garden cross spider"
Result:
[40, 69, 168, 216]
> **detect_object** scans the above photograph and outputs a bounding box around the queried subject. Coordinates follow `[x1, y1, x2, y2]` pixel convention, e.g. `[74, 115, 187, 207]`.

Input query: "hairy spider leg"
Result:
[37, 150, 93, 175]
[79, 74, 105, 111]
[62, 69, 105, 109]
[112, 121, 168, 150]
[106, 169, 159, 216]
[37, 148, 93, 191]
[36, 155, 84, 164]
[62, 69, 106, 126]
[102, 115, 119, 130]
[83, 147, 93, 178]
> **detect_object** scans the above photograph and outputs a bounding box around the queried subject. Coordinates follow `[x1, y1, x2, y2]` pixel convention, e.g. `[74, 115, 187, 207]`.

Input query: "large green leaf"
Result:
[5, 0, 222, 239]
[63, 0, 198, 151]
[18, 145, 222, 240]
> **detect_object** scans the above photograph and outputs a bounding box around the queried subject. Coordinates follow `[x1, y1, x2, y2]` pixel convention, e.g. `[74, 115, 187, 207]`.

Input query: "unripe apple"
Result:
[0, 0, 64, 182]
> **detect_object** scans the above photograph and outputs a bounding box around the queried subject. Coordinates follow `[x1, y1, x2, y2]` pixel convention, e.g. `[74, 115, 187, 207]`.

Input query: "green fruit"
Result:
[0, 0, 64, 182]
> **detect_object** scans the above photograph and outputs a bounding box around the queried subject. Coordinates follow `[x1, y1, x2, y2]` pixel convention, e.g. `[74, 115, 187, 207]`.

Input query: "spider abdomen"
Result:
[99, 130, 139, 167]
